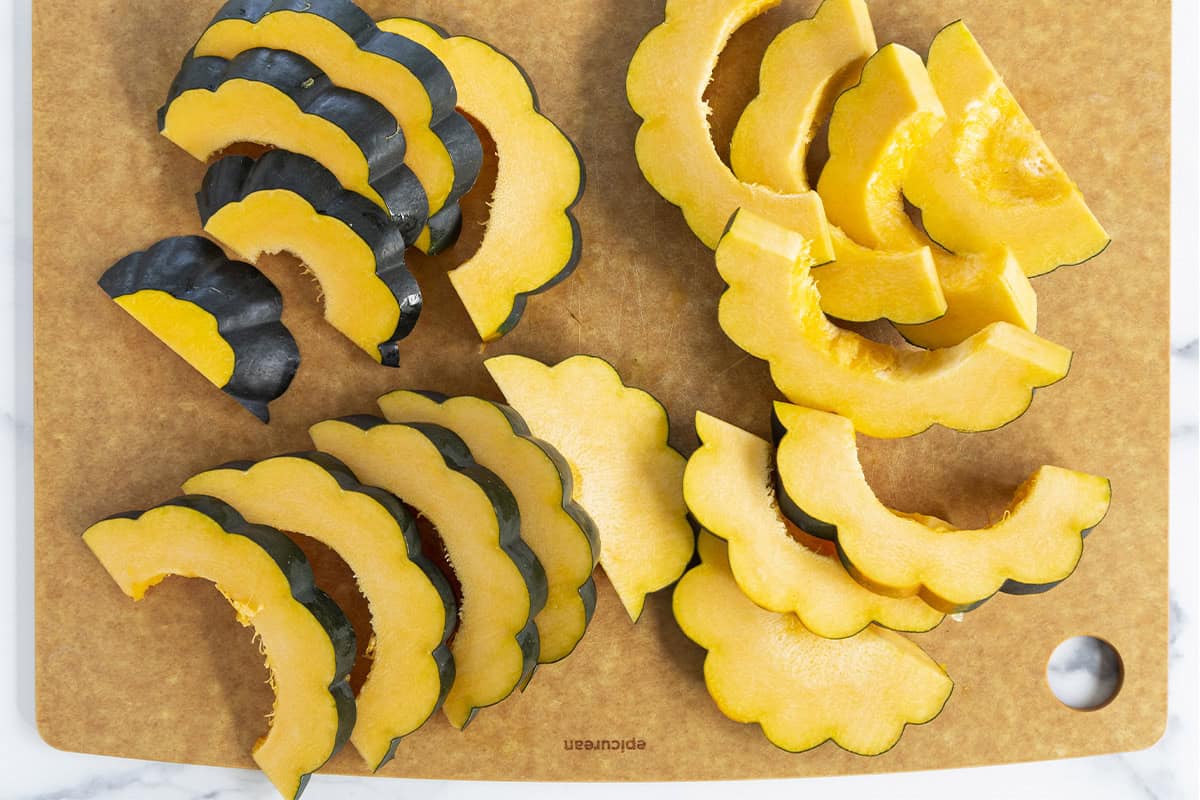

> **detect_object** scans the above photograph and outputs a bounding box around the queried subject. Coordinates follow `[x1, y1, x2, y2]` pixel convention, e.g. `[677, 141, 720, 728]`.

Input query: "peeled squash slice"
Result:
[772, 403, 1112, 612]
[674, 532, 953, 756]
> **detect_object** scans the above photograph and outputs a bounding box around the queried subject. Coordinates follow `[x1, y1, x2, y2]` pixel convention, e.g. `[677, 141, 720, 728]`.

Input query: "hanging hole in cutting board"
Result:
[1046, 636, 1123, 710]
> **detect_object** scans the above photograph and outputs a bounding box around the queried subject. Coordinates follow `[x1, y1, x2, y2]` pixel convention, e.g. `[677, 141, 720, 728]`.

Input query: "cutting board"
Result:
[33, 0, 1171, 781]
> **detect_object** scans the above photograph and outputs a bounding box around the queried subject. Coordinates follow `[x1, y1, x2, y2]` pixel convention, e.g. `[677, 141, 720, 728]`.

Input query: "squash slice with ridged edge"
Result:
[309, 416, 547, 729]
[674, 532, 953, 756]
[715, 209, 1071, 438]
[377, 17, 585, 342]
[484, 355, 694, 622]
[684, 411, 942, 637]
[772, 403, 1112, 613]
[817, 43, 1037, 348]
[183, 453, 456, 770]
[82, 496, 356, 800]
[193, 0, 483, 254]
[904, 22, 1109, 277]
[378, 390, 599, 664]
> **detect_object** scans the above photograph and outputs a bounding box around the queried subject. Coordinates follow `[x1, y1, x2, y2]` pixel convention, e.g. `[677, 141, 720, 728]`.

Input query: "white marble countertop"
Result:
[3, 2, 1197, 798]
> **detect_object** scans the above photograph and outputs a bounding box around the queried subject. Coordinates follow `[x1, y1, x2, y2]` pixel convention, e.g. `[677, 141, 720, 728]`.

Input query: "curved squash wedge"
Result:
[378, 390, 599, 664]
[82, 496, 355, 800]
[159, 48, 429, 243]
[772, 403, 1112, 612]
[716, 209, 1071, 438]
[817, 43, 1037, 348]
[197, 151, 422, 366]
[377, 18, 586, 342]
[98, 236, 298, 422]
[820, 228, 945, 324]
[182, 453, 456, 769]
[309, 416, 547, 729]
[684, 412, 942, 637]
[484, 354, 694, 621]
[193, 0, 483, 255]
[904, 22, 1109, 277]
[626, 0, 832, 258]
[674, 532, 953, 756]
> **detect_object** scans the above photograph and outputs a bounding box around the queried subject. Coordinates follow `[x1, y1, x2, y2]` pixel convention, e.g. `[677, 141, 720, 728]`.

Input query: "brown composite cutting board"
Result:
[33, 0, 1170, 780]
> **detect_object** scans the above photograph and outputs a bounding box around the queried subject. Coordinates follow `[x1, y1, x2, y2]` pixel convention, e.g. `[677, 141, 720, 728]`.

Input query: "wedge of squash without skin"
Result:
[904, 22, 1109, 277]
[377, 18, 585, 342]
[197, 151, 422, 366]
[193, 0, 483, 255]
[674, 532, 953, 755]
[484, 355, 694, 622]
[82, 497, 355, 800]
[310, 416, 547, 729]
[684, 412, 942, 637]
[98, 236, 299, 423]
[772, 403, 1112, 612]
[378, 390, 599, 664]
[183, 453, 456, 769]
[715, 209, 1072, 438]
[159, 48, 429, 244]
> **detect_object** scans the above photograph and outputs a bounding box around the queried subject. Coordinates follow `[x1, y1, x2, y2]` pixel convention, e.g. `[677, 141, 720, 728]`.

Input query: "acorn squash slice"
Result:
[772, 402, 1112, 613]
[197, 151, 422, 366]
[715, 209, 1072, 438]
[904, 22, 1109, 277]
[378, 390, 599, 664]
[377, 18, 585, 342]
[309, 416, 547, 729]
[484, 354, 695, 622]
[626, 0, 832, 258]
[193, 0, 483, 255]
[182, 453, 455, 769]
[684, 411, 942, 637]
[674, 532, 953, 756]
[98, 236, 298, 422]
[82, 496, 355, 800]
[158, 48, 429, 244]
[817, 43, 1037, 348]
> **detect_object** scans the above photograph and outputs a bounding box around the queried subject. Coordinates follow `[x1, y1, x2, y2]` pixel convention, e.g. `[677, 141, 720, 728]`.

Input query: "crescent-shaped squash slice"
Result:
[377, 18, 585, 342]
[904, 22, 1109, 277]
[484, 354, 694, 622]
[159, 48, 429, 244]
[378, 390, 599, 664]
[98, 236, 299, 422]
[772, 402, 1112, 612]
[182, 453, 455, 770]
[817, 43, 1037, 349]
[198, 151, 422, 366]
[626, 0, 833, 258]
[193, 0, 483, 255]
[309, 416, 548, 729]
[684, 412, 942, 637]
[716, 209, 1071, 438]
[82, 496, 355, 800]
[674, 532, 953, 756]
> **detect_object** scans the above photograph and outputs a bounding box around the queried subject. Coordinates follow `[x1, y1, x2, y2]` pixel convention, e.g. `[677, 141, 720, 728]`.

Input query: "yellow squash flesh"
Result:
[113, 290, 235, 387]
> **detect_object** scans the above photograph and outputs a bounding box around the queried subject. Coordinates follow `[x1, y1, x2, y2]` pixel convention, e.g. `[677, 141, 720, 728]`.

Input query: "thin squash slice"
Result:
[83, 496, 356, 800]
[817, 43, 1037, 348]
[674, 532, 953, 756]
[904, 22, 1109, 277]
[772, 403, 1112, 612]
[484, 354, 694, 622]
[377, 17, 585, 342]
[98, 236, 298, 422]
[183, 453, 456, 770]
[715, 209, 1072, 438]
[198, 151, 422, 366]
[378, 390, 599, 664]
[193, 0, 483, 254]
[684, 411, 942, 637]
[309, 416, 547, 729]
